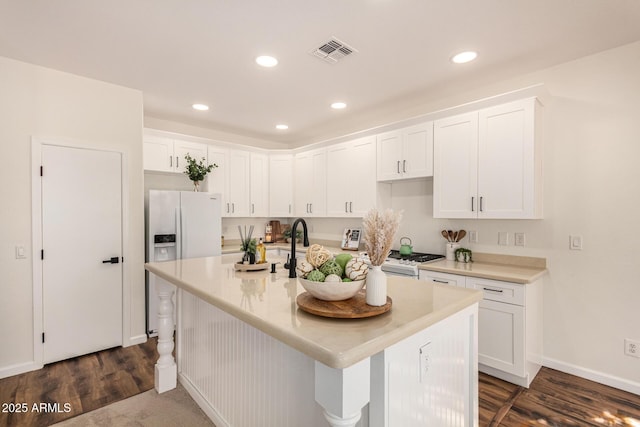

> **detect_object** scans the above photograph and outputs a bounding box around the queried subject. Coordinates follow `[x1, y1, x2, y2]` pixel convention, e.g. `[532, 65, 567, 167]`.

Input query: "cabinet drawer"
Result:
[466, 277, 525, 305]
[419, 270, 464, 287]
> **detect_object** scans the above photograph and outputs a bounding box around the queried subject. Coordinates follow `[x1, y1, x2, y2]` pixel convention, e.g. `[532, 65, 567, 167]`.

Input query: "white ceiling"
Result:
[2, 0, 640, 145]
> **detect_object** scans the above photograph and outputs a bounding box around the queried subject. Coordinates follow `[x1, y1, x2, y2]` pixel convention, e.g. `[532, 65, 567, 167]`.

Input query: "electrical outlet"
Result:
[570, 235, 583, 250]
[419, 342, 432, 383]
[498, 232, 509, 246]
[514, 233, 526, 247]
[625, 339, 640, 358]
[469, 231, 478, 243]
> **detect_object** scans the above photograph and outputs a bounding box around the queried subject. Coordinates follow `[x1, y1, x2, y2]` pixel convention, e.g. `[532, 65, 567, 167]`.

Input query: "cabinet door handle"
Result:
[232, 203, 235, 213]
[169, 156, 173, 167]
[397, 160, 400, 174]
[226, 203, 230, 213]
[483, 287, 503, 293]
[289, 204, 291, 214]
[252, 203, 255, 214]
[432, 279, 450, 284]
[349, 201, 353, 213]
[345, 202, 348, 213]
[309, 203, 312, 214]
[479, 196, 484, 212]
[471, 197, 475, 212]
[403, 160, 407, 173]
[176, 156, 179, 168]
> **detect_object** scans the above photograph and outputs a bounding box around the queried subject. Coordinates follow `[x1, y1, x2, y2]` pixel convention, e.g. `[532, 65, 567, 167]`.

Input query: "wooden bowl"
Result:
[298, 277, 365, 301]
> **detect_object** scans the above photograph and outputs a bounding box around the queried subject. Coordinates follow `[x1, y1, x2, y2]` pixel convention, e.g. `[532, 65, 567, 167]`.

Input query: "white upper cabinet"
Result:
[143, 134, 208, 174]
[433, 112, 479, 218]
[207, 145, 228, 212]
[269, 154, 293, 217]
[433, 98, 542, 219]
[250, 153, 269, 217]
[377, 122, 433, 181]
[174, 139, 208, 171]
[326, 136, 377, 217]
[294, 148, 327, 217]
[143, 135, 174, 172]
[227, 150, 251, 217]
[478, 99, 542, 219]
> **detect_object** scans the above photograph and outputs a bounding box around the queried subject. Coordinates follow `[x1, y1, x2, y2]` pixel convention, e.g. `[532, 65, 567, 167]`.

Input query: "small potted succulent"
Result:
[241, 237, 257, 264]
[184, 153, 217, 191]
[454, 247, 473, 263]
[283, 229, 302, 243]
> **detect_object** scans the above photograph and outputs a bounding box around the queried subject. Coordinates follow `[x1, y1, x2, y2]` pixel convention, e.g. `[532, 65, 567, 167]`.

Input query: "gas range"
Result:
[361, 250, 445, 277]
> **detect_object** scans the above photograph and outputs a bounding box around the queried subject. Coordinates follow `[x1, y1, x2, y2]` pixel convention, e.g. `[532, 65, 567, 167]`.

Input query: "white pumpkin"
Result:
[295, 259, 315, 278]
[345, 258, 368, 281]
[324, 274, 341, 283]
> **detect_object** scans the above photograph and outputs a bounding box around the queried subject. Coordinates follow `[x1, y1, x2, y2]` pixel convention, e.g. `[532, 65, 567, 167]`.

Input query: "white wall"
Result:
[306, 41, 640, 391]
[144, 116, 290, 150]
[0, 56, 145, 376]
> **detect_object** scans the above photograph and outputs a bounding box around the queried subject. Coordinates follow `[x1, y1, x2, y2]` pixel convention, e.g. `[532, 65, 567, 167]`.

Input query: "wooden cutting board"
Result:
[296, 290, 392, 318]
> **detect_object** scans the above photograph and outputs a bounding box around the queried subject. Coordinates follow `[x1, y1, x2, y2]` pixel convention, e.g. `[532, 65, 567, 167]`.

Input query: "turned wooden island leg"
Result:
[315, 358, 370, 427]
[155, 280, 177, 393]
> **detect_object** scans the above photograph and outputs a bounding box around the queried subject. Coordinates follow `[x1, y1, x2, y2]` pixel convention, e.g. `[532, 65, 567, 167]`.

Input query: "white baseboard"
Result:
[0, 360, 43, 380]
[125, 334, 148, 347]
[543, 357, 640, 396]
[179, 373, 229, 427]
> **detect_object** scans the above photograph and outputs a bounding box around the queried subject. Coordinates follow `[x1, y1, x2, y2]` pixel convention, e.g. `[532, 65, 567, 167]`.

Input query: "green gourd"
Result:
[306, 269, 325, 282]
[319, 259, 343, 277]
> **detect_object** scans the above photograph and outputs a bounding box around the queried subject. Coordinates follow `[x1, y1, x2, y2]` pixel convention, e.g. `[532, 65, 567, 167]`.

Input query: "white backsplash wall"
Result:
[306, 179, 552, 257]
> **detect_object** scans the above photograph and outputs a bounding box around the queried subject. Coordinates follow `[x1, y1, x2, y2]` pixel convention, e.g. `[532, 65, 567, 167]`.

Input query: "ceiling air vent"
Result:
[310, 37, 357, 64]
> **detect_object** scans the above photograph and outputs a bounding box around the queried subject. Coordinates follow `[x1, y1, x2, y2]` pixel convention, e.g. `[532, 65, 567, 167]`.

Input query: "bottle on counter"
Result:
[257, 238, 266, 264]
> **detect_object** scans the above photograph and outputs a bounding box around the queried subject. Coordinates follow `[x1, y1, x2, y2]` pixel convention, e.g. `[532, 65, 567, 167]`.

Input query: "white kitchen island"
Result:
[145, 254, 482, 427]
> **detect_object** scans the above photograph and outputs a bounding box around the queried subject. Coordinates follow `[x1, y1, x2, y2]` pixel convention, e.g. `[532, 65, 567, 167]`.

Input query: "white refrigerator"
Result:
[146, 190, 222, 336]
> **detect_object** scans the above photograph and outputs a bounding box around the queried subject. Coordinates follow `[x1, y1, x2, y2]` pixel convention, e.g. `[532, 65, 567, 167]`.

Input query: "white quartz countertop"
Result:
[419, 259, 547, 284]
[145, 254, 481, 369]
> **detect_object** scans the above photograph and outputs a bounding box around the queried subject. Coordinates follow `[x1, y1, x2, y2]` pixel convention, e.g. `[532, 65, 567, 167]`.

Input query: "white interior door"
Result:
[41, 145, 123, 363]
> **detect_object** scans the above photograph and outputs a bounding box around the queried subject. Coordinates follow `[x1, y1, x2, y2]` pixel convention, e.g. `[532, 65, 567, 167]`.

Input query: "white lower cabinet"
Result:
[419, 270, 542, 387]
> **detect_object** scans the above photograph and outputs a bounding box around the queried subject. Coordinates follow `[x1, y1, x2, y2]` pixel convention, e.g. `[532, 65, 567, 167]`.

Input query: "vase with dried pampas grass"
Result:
[362, 208, 403, 306]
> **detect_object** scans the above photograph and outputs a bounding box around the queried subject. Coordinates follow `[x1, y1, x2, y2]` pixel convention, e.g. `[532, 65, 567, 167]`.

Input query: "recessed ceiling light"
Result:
[331, 102, 347, 109]
[256, 55, 278, 67]
[276, 124, 289, 130]
[451, 51, 478, 64]
[192, 103, 209, 111]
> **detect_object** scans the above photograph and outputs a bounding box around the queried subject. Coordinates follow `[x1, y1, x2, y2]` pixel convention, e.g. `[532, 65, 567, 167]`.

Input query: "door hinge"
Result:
[42, 332, 45, 343]
[41, 249, 44, 260]
[40, 166, 43, 176]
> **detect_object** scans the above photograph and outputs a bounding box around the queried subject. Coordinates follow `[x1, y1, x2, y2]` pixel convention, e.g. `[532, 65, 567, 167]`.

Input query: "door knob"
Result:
[102, 257, 120, 264]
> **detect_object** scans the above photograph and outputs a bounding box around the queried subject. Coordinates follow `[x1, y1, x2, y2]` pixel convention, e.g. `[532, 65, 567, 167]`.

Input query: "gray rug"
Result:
[52, 383, 216, 427]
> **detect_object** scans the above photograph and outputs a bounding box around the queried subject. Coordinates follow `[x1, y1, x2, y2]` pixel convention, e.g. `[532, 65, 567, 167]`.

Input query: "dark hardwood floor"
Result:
[2, 338, 639, 426]
[479, 369, 640, 426]
[0, 338, 158, 427]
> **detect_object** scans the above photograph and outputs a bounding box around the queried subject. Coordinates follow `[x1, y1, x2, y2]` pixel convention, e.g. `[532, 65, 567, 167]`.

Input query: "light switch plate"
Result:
[469, 231, 478, 243]
[15, 245, 26, 259]
[514, 233, 525, 246]
[570, 235, 583, 250]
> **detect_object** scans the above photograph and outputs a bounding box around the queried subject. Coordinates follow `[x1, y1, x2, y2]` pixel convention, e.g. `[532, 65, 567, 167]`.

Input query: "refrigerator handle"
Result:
[175, 206, 182, 259]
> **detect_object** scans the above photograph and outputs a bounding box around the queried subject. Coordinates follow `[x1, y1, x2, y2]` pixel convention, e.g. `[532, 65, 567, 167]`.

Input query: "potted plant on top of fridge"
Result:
[184, 153, 217, 191]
